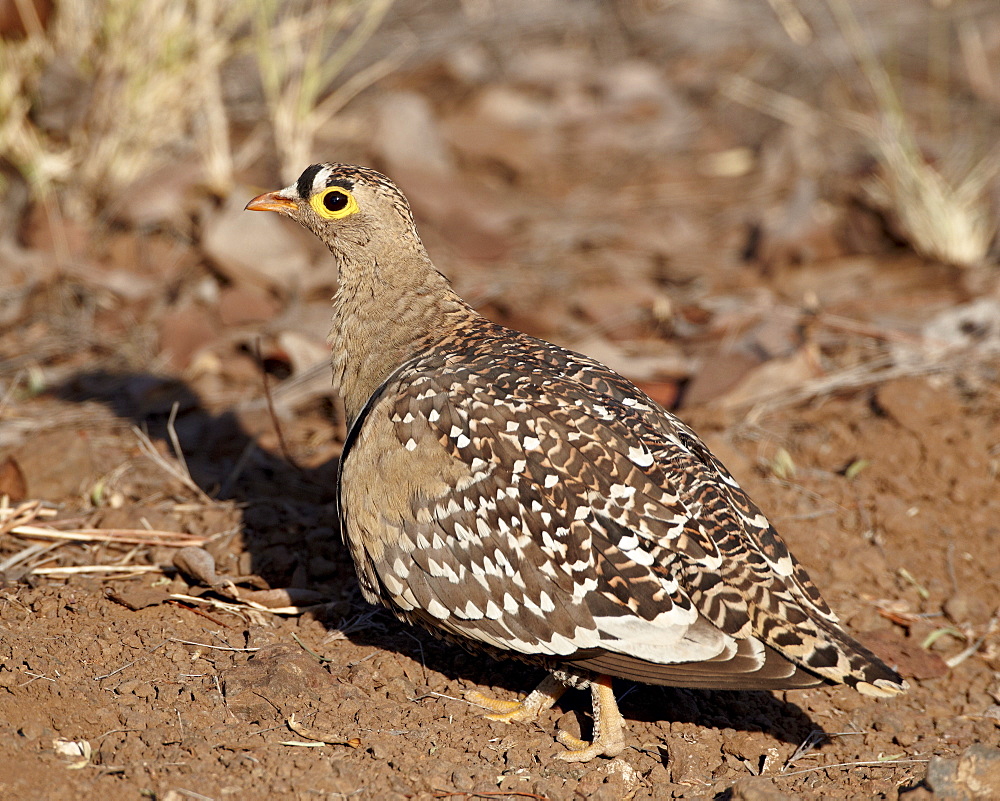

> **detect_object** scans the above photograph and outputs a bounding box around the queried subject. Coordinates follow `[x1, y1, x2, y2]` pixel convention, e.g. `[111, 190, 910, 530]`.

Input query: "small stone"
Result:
[944, 592, 990, 626]
[18, 720, 44, 740]
[554, 710, 581, 741]
[0, 456, 27, 501]
[925, 744, 1000, 800]
[172, 547, 218, 587]
[13, 429, 94, 500]
[875, 377, 963, 432]
[450, 767, 476, 792]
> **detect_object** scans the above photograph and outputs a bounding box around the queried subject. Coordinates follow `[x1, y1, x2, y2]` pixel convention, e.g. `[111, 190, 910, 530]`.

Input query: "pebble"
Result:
[925, 744, 1000, 800]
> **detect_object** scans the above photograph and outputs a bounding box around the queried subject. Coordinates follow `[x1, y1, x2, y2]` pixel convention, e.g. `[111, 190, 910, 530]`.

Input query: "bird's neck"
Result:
[330, 251, 476, 427]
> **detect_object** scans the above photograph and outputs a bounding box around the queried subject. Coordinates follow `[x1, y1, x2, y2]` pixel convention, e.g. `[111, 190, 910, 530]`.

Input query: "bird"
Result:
[246, 163, 907, 762]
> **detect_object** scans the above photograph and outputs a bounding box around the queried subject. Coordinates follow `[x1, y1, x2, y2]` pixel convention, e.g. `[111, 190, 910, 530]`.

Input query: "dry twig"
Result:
[132, 425, 215, 504]
[778, 757, 929, 778]
[253, 338, 300, 471]
[285, 714, 360, 748]
[28, 565, 168, 577]
[8, 525, 208, 547]
[432, 791, 550, 800]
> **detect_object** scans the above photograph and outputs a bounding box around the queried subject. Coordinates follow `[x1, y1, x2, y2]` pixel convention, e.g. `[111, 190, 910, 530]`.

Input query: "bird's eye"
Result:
[310, 187, 359, 220]
[324, 192, 348, 212]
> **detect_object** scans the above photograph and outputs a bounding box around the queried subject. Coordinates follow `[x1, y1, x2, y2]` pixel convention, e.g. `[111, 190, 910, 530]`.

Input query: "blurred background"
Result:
[1, 1, 999, 798]
[1, 0, 998, 432]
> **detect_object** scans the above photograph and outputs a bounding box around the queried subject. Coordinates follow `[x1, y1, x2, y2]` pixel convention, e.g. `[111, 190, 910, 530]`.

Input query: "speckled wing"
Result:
[338, 333, 903, 696]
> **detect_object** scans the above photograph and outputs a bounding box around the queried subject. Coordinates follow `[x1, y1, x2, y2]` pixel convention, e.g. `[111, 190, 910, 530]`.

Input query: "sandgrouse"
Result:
[246, 164, 906, 762]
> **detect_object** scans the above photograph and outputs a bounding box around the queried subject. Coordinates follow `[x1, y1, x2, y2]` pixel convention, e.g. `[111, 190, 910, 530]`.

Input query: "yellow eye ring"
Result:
[311, 187, 359, 219]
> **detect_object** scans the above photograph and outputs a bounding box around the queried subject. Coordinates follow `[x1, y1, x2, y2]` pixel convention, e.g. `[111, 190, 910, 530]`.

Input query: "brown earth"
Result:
[2, 2, 1000, 799]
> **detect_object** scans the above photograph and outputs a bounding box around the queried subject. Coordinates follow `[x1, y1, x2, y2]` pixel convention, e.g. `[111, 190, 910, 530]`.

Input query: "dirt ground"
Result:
[2, 2, 1000, 799]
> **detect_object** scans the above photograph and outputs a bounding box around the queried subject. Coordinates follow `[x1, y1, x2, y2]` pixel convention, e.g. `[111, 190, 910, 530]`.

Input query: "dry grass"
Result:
[0, 0, 244, 213]
[827, 0, 999, 268]
[739, 1, 1000, 269]
[0, 0, 398, 215]
[861, 124, 998, 269]
[252, 0, 400, 182]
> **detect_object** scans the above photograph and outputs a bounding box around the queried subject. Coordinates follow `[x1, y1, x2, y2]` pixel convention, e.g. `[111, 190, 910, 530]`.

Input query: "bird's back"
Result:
[338, 316, 905, 698]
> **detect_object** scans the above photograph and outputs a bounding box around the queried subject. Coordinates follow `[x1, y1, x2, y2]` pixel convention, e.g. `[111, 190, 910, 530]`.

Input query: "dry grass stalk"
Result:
[741, 0, 999, 268]
[322, 606, 388, 642]
[945, 613, 1000, 669]
[779, 756, 929, 778]
[133, 425, 215, 505]
[252, 0, 399, 182]
[766, 0, 813, 45]
[168, 592, 319, 616]
[168, 638, 259, 652]
[719, 74, 823, 136]
[28, 564, 167, 576]
[192, 0, 236, 195]
[861, 116, 999, 269]
[782, 729, 832, 771]
[740, 350, 976, 423]
[8, 524, 208, 547]
[3, 1, 406, 211]
[0, 499, 57, 536]
[286, 714, 361, 748]
[0, 541, 62, 574]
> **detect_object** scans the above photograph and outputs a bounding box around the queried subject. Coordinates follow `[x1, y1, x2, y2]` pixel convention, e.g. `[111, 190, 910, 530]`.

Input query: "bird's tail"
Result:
[803, 614, 908, 697]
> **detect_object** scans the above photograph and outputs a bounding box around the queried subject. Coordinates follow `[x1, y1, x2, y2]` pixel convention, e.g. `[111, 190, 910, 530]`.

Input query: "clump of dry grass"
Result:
[0, 0, 243, 214]
[251, 0, 400, 183]
[0, 25, 64, 191]
[828, 0, 999, 269]
[0, 0, 398, 216]
[861, 117, 998, 269]
[742, 0, 999, 269]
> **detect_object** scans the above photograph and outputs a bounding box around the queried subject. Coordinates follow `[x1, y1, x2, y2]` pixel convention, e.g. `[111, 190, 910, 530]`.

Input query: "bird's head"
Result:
[246, 163, 423, 259]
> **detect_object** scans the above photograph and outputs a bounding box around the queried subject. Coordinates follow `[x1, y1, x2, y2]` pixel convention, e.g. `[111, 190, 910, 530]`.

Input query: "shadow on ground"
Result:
[52, 367, 825, 752]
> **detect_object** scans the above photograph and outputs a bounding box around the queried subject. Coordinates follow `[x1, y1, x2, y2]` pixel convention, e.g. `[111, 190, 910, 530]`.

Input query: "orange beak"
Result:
[245, 191, 298, 214]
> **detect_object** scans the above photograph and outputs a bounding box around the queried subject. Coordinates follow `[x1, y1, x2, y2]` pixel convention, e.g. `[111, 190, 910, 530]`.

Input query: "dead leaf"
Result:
[52, 738, 91, 769]
[240, 588, 328, 608]
[173, 546, 218, 586]
[0, 456, 27, 501]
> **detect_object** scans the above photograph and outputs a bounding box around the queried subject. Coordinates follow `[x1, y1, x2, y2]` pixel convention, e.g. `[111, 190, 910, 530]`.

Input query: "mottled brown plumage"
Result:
[246, 164, 906, 761]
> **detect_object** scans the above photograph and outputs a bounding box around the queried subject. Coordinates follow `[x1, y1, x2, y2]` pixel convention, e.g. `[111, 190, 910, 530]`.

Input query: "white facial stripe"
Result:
[313, 165, 333, 194]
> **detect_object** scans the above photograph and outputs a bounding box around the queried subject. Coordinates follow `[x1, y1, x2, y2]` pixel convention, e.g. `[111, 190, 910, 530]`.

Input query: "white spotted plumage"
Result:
[248, 162, 908, 763]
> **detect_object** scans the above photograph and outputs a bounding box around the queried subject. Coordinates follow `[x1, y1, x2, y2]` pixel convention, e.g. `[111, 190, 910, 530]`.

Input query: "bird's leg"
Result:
[555, 674, 626, 762]
[466, 673, 566, 723]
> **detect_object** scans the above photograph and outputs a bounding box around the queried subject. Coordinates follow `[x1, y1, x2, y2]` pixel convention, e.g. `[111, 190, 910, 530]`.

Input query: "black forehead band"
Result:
[296, 164, 324, 199]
